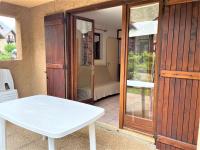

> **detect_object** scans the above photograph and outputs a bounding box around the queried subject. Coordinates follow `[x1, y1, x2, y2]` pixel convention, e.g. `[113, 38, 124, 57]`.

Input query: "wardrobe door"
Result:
[44, 13, 66, 98]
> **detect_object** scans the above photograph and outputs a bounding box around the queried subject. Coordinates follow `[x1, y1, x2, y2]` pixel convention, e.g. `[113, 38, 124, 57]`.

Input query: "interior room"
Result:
[75, 6, 122, 127]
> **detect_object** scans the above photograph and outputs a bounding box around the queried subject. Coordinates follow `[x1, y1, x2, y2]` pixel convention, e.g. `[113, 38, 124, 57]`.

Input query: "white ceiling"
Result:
[1, 0, 53, 8]
[77, 6, 122, 29]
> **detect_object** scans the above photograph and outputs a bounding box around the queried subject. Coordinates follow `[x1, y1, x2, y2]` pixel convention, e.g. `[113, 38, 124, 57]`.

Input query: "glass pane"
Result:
[0, 16, 17, 61]
[76, 19, 93, 101]
[126, 3, 159, 120]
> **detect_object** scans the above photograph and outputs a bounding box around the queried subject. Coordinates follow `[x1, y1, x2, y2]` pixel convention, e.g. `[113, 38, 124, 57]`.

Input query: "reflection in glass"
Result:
[76, 19, 93, 101]
[126, 3, 159, 120]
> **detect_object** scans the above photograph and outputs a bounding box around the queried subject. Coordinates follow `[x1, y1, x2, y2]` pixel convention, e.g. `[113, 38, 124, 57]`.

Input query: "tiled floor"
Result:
[6, 122, 156, 150]
[94, 95, 119, 127]
[94, 93, 153, 127]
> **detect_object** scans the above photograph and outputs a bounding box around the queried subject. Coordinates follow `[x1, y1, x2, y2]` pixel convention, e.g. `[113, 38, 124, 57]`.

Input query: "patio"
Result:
[6, 122, 156, 150]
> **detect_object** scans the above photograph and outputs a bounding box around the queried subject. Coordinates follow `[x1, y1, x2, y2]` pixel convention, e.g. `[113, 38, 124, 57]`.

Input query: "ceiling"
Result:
[77, 6, 122, 29]
[1, 0, 54, 8]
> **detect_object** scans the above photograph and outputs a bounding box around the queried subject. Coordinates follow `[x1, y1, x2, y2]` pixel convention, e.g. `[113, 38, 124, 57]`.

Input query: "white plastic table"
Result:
[127, 80, 154, 117]
[0, 95, 104, 150]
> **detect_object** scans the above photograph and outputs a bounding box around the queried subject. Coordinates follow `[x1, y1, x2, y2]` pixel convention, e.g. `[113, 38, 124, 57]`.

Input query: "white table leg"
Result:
[0, 118, 6, 150]
[48, 137, 55, 150]
[89, 123, 96, 150]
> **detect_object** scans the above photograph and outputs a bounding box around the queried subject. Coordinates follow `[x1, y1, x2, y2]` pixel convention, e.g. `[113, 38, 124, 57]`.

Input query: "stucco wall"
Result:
[0, 3, 32, 97]
[29, 0, 111, 96]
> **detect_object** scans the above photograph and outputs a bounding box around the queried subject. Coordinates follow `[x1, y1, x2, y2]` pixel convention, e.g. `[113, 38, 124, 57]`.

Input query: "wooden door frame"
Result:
[72, 15, 95, 103]
[119, 0, 160, 135]
[65, 0, 160, 132]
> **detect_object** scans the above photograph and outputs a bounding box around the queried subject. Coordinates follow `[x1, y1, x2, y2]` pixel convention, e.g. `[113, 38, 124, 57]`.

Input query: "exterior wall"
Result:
[0, 3, 32, 97]
[29, 0, 111, 95]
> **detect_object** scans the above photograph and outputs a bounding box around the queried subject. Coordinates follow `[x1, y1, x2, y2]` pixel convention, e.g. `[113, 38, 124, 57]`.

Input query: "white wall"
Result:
[94, 23, 117, 66]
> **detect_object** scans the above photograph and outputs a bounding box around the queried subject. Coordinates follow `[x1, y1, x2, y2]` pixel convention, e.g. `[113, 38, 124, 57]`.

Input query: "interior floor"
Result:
[94, 93, 152, 127]
[6, 122, 156, 150]
[94, 95, 119, 127]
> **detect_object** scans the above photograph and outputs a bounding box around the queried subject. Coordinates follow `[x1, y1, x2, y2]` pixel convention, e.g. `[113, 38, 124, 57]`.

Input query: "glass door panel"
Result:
[75, 17, 94, 102]
[124, 3, 159, 133]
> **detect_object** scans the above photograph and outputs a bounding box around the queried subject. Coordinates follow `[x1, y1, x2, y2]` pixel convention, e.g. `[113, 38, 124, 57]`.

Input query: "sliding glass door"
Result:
[74, 17, 94, 103]
[121, 2, 159, 134]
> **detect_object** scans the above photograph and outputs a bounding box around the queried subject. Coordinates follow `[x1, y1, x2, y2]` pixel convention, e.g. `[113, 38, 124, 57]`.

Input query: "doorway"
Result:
[45, 0, 160, 135]
[68, 2, 159, 134]
[72, 6, 122, 127]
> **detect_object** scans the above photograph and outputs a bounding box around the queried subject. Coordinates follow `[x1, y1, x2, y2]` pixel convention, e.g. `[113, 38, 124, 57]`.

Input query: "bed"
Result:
[77, 66, 120, 101]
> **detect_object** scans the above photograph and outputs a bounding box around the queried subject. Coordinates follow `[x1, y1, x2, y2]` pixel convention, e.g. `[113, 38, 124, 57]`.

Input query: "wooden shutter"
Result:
[44, 13, 66, 98]
[156, 2, 200, 150]
[166, 0, 192, 5]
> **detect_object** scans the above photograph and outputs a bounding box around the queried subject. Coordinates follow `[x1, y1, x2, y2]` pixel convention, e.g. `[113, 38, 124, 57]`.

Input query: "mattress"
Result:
[78, 81, 120, 101]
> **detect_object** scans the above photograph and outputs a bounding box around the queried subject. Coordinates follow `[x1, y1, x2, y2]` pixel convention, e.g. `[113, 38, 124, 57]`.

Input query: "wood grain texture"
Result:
[160, 70, 200, 80]
[156, 2, 200, 150]
[166, 0, 192, 5]
[119, 4, 128, 129]
[157, 135, 196, 150]
[44, 13, 66, 98]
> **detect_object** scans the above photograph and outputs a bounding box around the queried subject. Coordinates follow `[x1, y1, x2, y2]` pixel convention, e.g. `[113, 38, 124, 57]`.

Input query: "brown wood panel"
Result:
[166, 0, 192, 5]
[46, 69, 66, 98]
[171, 5, 181, 71]
[182, 3, 192, 71]
[44, 13, 66, 98]
[156, 5, 170, 149]
[181, 80, 192, 142]
[153, 0, 164, 140]
[157, 135, 196, 150]
[166, 78, 175, 150]
[193, 3, 200, 144]
[188, 80, 199, 143]
[160, 6, 170, 70]
[46, 64, 64, 69]
[119, 4, 129, 129]
[160, 70, 200, 80]
[156, 2, 200, 150]
[193, 82, 200, 144]
[164, 5, 176, 150]
[124, 115, 153, 134]
[165, 5, 175, 70]
[176, 4, 186, 71]
[188, 3, 198, 72]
